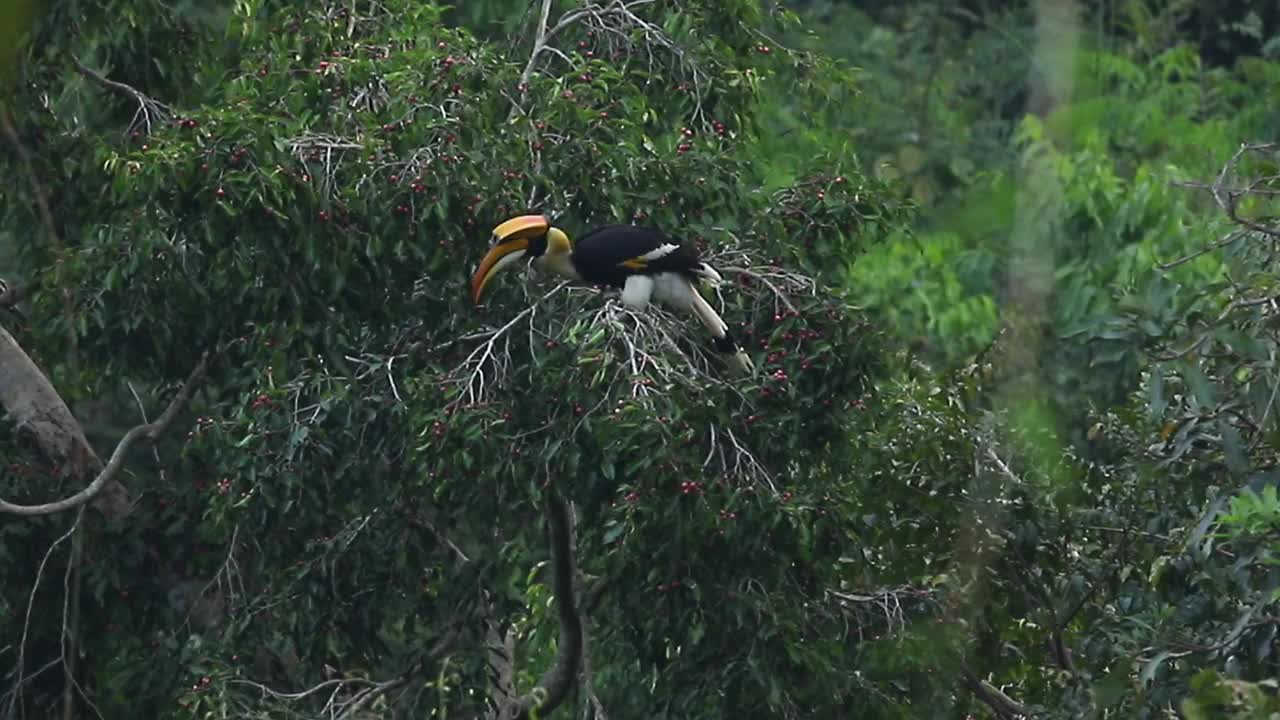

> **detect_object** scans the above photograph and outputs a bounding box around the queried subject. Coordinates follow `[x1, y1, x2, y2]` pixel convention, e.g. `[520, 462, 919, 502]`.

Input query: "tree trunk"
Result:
[0, 324, 131, 520]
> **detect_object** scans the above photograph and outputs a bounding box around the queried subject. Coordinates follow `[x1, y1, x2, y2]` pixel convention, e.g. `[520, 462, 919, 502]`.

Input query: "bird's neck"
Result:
[541, 252, 582, 281]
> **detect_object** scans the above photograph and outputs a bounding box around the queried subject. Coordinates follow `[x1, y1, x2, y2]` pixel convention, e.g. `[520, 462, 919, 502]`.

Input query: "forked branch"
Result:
[0, 351, 210, 516]
[70, 55, 172, 134]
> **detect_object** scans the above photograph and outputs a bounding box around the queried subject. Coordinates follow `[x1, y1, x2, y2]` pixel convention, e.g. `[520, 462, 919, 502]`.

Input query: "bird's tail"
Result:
[688, 287, 754, 375]
[690, 262, 723, 287]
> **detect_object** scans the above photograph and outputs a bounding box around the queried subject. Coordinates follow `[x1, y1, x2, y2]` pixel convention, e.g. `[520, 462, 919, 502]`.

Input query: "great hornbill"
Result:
[470, 214, 755, 374]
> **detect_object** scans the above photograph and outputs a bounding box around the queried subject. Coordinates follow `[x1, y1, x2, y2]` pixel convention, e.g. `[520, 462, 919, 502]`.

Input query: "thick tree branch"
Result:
[960, 663, 1033, 719]
[0, 325, 127, 518]
[511, 493, 582, 720]
[0, 350, 210, 517]
[573, 507, 609, 720]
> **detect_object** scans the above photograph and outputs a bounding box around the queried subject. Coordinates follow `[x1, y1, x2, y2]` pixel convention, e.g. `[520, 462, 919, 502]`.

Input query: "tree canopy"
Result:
[2, 1, 1280, 718]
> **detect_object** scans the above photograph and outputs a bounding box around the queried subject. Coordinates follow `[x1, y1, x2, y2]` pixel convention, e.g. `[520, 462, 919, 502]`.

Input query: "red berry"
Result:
[215, 187, 226, 198]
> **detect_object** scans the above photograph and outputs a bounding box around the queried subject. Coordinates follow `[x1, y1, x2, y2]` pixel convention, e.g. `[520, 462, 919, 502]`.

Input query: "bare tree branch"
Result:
[0, 350, 210, 517]
[1179, 142, 1280, 239]
[960, 663, 1034, 719]
[515, 0, 556, 99]
[509, 0, 707, 124]
[2, 509, 82, 720]
[70, 55, 172, 134]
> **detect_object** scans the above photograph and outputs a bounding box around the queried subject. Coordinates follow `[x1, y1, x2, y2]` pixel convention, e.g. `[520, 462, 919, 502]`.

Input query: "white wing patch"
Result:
[637, 243, 681, 262]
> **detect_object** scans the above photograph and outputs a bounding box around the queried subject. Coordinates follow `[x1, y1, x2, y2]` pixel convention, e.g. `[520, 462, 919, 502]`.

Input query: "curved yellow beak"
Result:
[470, 215, 551, 304]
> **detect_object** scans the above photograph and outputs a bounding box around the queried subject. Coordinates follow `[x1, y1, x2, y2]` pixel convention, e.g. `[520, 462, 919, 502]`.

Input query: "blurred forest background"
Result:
[2, 0, 1279, 717]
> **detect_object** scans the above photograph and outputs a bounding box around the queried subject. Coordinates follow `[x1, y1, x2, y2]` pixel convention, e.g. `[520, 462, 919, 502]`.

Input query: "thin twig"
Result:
[3, 509, 82, 720]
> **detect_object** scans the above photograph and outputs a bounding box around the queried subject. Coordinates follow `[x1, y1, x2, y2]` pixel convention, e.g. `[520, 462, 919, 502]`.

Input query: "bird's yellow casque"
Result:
[471, 214, 755, 374]
[470, 215, 569, 304]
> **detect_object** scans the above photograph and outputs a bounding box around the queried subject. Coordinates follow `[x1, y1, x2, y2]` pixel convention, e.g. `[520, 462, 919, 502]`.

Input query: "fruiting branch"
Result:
[0, 351, 211, 516]
[511, 0, 707, 122]
[288, 134, 364, 198]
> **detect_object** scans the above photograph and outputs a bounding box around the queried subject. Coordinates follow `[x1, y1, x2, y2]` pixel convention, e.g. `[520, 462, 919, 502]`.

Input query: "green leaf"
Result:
[1139, 650, 1172, 687]
[603, 521, 625, 544]
[1148, 364, 1166, 419]
[1180, 361, 1216, 409]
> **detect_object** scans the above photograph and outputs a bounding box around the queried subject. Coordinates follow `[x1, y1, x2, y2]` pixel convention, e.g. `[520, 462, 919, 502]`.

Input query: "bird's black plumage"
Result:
[568, 225, 708, 287]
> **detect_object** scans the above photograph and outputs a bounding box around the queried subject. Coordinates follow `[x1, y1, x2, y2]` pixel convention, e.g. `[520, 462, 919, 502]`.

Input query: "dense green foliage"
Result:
[2, 0, 1280, 718]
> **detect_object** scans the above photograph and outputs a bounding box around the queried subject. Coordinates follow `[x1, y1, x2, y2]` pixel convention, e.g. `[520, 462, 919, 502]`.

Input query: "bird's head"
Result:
[470, 214, 571, 304]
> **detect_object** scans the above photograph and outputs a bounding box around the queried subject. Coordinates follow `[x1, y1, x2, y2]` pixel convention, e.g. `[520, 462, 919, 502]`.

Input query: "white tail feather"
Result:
[689, 288, 755, 375]
[692, 263, 723, 286]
